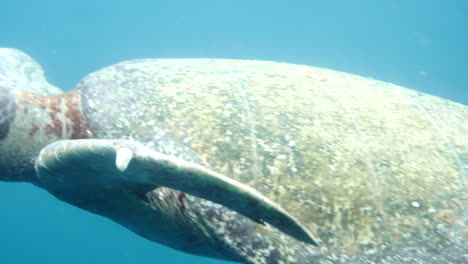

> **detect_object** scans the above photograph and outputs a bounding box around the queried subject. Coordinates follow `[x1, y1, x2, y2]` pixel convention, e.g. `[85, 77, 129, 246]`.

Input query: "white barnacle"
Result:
[116, 146, 133, 172]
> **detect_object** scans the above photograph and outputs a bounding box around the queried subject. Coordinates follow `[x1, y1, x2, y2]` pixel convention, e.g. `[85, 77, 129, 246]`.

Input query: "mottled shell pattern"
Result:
[79, 58, 467, 261]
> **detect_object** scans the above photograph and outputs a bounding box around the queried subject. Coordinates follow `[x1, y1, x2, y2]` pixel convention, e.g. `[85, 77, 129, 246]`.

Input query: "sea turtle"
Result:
[0, 48, 466, 264]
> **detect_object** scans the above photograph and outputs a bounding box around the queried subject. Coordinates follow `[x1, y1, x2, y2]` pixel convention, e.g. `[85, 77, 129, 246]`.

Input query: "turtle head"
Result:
[0, 48, 92, 184]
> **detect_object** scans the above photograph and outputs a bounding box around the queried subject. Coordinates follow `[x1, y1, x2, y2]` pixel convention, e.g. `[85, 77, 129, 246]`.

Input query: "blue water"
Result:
[0, 1, 466, 263]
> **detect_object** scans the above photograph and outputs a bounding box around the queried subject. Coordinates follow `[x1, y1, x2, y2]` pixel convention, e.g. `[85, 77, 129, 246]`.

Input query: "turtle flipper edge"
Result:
[35, 138, 318, 246]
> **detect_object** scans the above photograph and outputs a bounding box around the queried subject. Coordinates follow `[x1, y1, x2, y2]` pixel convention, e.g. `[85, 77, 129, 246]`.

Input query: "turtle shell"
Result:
[78, 59, 467, 259]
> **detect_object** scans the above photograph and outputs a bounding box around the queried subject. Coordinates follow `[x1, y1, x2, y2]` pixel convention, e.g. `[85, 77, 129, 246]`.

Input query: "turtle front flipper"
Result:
[35, 138, 318, 246]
